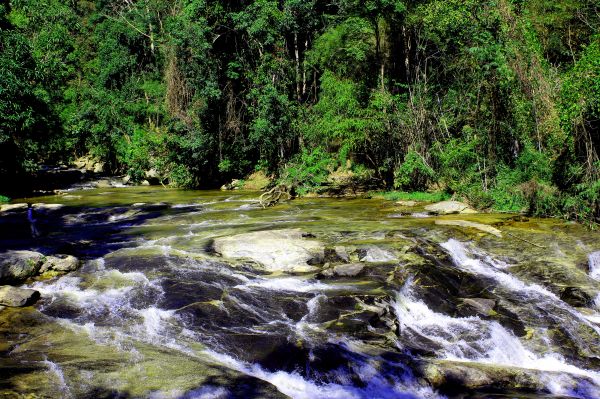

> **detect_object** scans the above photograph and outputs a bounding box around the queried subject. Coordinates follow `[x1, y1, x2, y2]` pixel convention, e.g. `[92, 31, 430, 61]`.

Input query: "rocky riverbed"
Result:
[1, 187, 599, 398]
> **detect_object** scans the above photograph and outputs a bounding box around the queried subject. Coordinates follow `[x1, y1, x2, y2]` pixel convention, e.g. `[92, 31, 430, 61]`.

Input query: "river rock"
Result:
[333, 263, 365, 277]
[319, 263, 365, 278]
[39, 255, 80, 273]
[0, 286, 40, 307]
[32, 203, 64, 212]
[212, 229, 324, 272]
[435, 219, 502, 237]
[458, 298, 496, 317]
[221, 179, 242, 190]
[422, 359, 592, 394]
[0, 203, 28, 213]
[358, 246, 397, 263]
[93, 162, 104, 173]
[0, 251, 45, 284]
[424, 200, 477, 215]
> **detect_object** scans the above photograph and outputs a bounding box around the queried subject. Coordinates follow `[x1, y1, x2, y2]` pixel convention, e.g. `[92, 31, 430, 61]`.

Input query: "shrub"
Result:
[279, 147, 337, 195]
[393, 150, 435, 190]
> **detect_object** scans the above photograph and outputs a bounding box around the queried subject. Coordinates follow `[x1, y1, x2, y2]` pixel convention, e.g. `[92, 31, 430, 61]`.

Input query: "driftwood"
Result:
[259, 185, 292, 208]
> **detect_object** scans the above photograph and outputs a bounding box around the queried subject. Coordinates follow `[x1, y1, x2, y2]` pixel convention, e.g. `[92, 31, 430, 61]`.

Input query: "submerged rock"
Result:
[396, 200, 419, 207]
[0, 250, 45, 284]
[458, 297, 496, 317]
[0, 286, 40, 307]
[425, 200, 477, 215]
[435, 219, 502, 237]
[39, 254, 80, 273]
[212, 229, 324, 272]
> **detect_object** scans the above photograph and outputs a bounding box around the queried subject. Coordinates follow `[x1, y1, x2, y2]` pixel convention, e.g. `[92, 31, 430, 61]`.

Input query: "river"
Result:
[1, 187, 600, 398]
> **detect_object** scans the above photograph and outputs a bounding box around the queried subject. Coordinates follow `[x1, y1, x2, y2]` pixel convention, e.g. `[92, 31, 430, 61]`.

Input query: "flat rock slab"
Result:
[213, 229, 324, 273]
[425, 201, 477, 215]
[0, 250, 45, 284]
[395, 200, 419, 207]
[435, 219, 502, 237]
[0, 286, 40, 307]
[0, 203, 28, 213]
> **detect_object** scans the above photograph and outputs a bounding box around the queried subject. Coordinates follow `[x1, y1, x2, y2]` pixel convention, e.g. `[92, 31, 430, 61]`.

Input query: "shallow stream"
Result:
[1, 187, 600, 398]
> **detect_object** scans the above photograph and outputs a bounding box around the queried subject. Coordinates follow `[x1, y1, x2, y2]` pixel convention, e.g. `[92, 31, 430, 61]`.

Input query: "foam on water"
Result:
[205, 350, 440, 399]
[234, 277, 348, 293]
[441, 239, 600, 335]
[31, 275, 135, 308]
[135, 307, 176, 340]
[589, 251, 600, 281]
[393, 279, 600, 397]
[149, 386, 229, 399]
[171, 203, 205, 209]
[42, 358, 72, 398]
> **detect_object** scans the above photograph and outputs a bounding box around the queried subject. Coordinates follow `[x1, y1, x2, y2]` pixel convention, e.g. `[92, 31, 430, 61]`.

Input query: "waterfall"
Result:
[589, 251, 600, 281]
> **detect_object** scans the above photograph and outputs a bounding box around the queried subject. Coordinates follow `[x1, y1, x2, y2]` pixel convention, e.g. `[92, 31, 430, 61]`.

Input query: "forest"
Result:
[0, 0, 599, 221]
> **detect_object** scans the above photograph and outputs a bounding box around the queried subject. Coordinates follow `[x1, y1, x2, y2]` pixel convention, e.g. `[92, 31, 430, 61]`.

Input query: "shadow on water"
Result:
[78, 374, 286, 399]
[0, 203, 200, 259]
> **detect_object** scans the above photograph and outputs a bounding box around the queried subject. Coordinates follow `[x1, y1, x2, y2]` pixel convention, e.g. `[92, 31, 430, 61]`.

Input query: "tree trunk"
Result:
[294, 32, 301, 101]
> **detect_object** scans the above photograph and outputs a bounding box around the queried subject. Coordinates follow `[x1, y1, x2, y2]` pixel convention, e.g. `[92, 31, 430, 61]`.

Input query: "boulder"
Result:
[221, 179, 242, 191]
[0, 251, 45, 284]
[144, 168, 161, 185]
[319, 263, 366, 278]
[93, 162, 105, 173]
[0, 286, 40, 307]
[212, 229, 324, 273]
[435, 219, 502, 237]
[39, 254, 80, 273]
[334, 246, 350, 262]
[424, 200, 477, 215]
[358, 246, 397, 263]
[332, 263, 365, 277]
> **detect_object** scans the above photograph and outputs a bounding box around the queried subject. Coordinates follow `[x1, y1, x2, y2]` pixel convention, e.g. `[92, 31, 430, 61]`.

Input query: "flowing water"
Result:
[1, 187, 600, 398]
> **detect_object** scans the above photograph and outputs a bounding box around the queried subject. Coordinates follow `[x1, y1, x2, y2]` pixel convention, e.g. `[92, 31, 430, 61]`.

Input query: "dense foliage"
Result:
[1, 0, 598, 220]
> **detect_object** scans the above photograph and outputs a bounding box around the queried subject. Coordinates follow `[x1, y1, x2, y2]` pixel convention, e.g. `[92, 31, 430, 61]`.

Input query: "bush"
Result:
[393, 150, 435, 190]
[374, 191, 450, 202]
[279, 147, 337, 195]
